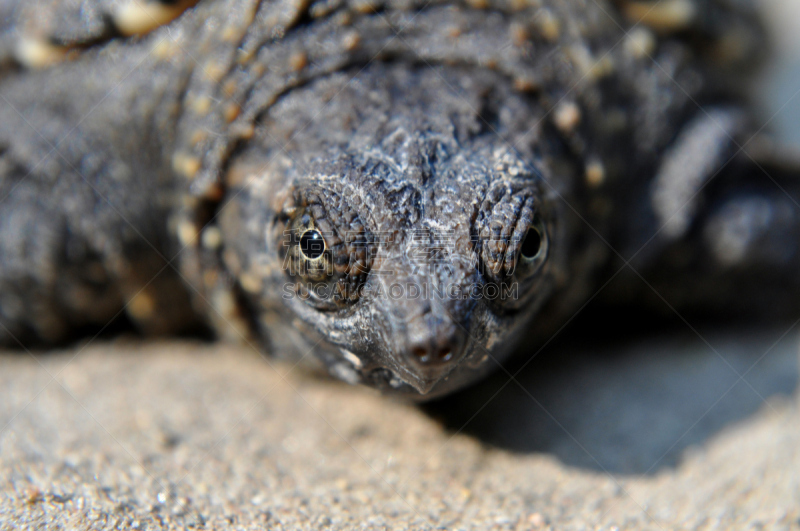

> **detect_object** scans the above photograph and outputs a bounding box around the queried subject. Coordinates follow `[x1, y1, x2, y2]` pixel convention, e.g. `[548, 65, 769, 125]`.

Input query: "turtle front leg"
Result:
[626, 145, 800, 319]
[0, 156, 203, 346]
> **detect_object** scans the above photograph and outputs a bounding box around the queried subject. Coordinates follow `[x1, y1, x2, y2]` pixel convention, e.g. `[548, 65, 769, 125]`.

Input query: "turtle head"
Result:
[213, 65, 568, 397]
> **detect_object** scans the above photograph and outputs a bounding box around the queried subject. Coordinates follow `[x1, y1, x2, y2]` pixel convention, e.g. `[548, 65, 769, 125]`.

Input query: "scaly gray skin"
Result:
[0, 0, 797, 397]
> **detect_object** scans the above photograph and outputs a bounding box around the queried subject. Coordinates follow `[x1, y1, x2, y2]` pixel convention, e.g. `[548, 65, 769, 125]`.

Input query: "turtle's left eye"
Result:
[474, 185, 550, 308]
[280, 189, 374, 309]
[515, 214, 548, 276]
[476, 188, 549, 281]
[520, 226, 542, 259]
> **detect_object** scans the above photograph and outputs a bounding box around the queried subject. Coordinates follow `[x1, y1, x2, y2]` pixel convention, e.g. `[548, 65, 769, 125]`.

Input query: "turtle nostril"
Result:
[410, 345, 456, 365]
[412, 346, 430, 363]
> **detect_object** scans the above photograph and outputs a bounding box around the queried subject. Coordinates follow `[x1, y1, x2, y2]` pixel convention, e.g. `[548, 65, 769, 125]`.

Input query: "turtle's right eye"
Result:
[279, 189, 374, 309]
[299, 229, 326, 260]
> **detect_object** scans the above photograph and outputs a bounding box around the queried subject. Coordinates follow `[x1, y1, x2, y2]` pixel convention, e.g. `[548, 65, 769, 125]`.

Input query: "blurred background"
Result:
[758, 0, 800, 147]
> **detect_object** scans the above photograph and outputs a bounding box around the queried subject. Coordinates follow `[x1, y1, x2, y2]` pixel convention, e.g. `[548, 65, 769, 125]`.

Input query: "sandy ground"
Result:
[2, 2, 800, 530]
[0, 329, 799, 531]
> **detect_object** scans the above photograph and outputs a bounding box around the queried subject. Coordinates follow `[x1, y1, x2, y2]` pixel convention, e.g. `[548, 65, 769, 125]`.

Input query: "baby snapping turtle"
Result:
[0, 0, 798, 397]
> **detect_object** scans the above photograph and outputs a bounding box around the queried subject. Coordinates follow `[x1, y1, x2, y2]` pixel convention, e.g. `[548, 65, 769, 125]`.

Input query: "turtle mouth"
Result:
[331, 347, 451, 396]
[333, 332, 469, 395]
[332, 353, 438, 396]
[365, 367, 443, 396]
[346, 342, 478, 398]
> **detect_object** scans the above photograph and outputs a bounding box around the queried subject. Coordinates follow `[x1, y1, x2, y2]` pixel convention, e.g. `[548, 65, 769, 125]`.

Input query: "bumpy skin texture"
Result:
[0, 0, 797, 397]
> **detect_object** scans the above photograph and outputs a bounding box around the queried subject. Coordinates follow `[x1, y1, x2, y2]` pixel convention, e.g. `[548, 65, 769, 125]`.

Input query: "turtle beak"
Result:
[398, 312, 469, 394]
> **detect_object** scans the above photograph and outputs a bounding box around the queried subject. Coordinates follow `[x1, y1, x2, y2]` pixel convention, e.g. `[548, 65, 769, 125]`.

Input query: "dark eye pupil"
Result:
[520, 228, 542, 259]
[300, 230, 325, 259]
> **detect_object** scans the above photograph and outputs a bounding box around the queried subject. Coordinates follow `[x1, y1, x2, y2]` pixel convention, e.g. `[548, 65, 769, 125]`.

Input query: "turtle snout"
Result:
[398, 312, 469, 393]
[406, 316, 466, 366]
